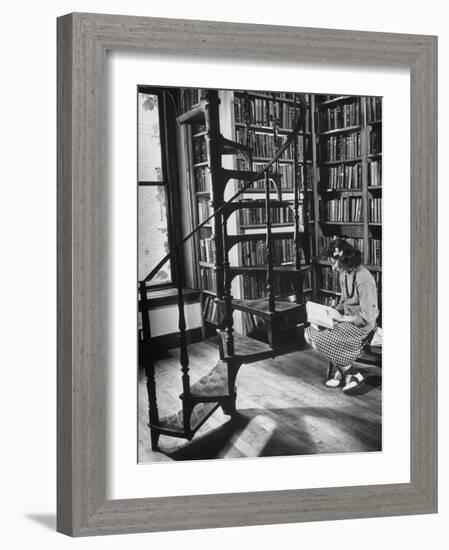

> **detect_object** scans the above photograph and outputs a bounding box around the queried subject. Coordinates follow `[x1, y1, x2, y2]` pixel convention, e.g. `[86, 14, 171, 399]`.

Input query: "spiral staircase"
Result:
[139, 90, 311, 450]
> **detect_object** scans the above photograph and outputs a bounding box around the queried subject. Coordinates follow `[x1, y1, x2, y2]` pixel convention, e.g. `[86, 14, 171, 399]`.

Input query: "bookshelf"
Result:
[311, 94, 382, 316]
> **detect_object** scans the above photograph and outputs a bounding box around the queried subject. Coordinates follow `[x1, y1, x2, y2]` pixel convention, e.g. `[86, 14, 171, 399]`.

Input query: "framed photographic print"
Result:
[57, 13, 437, 536]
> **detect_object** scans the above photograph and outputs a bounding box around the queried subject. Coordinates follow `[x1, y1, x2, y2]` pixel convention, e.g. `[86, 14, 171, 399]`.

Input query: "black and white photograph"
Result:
[137, 86, 383, 462]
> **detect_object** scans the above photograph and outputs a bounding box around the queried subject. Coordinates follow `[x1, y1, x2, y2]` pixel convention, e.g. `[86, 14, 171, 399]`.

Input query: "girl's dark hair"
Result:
[325, 238, 362, 270]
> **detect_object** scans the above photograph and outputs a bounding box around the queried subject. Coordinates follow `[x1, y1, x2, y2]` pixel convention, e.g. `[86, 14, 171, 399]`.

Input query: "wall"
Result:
[0, 1, 446, 549]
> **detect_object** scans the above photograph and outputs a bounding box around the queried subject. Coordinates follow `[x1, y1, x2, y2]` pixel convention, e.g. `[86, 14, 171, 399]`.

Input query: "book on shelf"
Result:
[369, 238, 382, 266]
[239, 131, 294, 160]
[318, 100, 360, 132]
[369, 197, 382, 223]
[197, 198, 212, 223]
[368, 160, 382, 187]
[234, 93, 305, 130]
[371, 271, 382, 287]
[193, 139, 207, 163]
[321, 164, 362, 190]
[241, 238, 304, 267]
[320, 132, 361, 162]
[235, 128, 310, 162]
[194, 166, 210, 192]
[236, 160, 312, 192]
[239, 204, 295, 225]
[180, 88, 207, 111]
[368, 127, 382, 155]
[202, 295, 219, 324]
[319, 266, 341, 293]
[200, 268, 217, 292]
[306, 301, 335, 329]
[366, 97, 382, 122]
[319, 197, 363, 222]
[199, 237, 216, 263]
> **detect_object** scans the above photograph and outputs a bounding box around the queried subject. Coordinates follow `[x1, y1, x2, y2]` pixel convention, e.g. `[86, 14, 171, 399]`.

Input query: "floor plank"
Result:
[138, 341, 382, 463]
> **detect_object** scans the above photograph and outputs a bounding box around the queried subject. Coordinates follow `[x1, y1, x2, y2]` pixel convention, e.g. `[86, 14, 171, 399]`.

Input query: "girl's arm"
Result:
[341, 282, 378, 326]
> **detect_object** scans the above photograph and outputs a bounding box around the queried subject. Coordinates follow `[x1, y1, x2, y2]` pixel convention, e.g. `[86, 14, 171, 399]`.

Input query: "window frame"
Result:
[137, 86, 183, 290]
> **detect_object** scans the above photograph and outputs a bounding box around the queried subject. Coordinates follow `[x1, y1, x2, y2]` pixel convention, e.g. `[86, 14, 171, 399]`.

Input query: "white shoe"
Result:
[325, 369, 342, 388]
[342, 372, 364, 393]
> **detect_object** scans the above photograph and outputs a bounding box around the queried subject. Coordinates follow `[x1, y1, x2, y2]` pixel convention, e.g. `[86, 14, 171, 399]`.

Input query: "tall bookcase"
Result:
[310, 94, 382, 320]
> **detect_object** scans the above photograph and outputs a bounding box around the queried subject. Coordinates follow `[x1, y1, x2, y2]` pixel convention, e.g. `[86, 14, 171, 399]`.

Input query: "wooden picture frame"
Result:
[57, 12, 437, 536]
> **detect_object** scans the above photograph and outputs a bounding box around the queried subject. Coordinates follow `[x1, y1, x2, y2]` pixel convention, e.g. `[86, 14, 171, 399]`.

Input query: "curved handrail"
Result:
[143, 93, 307, 283]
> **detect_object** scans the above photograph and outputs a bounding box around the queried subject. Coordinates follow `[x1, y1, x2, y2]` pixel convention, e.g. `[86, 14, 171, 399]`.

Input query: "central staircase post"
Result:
[222, 216, 234, 356]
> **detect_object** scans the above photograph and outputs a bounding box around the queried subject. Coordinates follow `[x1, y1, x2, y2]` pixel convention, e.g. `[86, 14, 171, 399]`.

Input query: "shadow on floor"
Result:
[160, 404, 381, 461]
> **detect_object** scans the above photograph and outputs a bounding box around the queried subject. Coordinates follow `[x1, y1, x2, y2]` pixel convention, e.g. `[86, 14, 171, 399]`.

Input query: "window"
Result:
[138, 89, 180, 287]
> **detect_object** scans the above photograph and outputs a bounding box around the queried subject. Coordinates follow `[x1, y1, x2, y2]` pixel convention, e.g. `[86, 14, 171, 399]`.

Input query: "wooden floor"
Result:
[138, 340, 382, 463]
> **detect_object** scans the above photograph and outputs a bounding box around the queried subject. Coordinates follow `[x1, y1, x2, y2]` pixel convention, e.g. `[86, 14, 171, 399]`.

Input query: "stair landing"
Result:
[219, 296, 306, 321]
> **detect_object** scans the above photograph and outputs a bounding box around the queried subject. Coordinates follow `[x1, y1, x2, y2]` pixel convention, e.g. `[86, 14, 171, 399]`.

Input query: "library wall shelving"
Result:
[183, 89, 382, 334]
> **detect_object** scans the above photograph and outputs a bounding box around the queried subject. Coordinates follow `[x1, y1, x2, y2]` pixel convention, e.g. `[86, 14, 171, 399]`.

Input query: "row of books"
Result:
[239, 206, 294, 225]
[235, 128, 310, 161]
[371, 271, 382, 288]
[199, 237, 216, 263]
[239, 131, 294, 160]
[318, 100, 360, 132]
[242, 274, 296, 300]
[320, 132, 362, 162]
[320, 164, 362, 190]
[319, 197, 363, 223]
[197, 199, 212, 223]
[202, 295, 219, 324]
[317, 236, 363, 257]
[180, 88, 206, 111]
[237, 160, 313, 191]
[368, 160, 382, 187]
[241, 239, 297, 266]
[366, 97, 382, 122]
[200, 267, 217, 292]
[234, 95, 308, 130]
[369, 198, 382, 223]
[320, 266, 341, 293]
[369, 238, 382, 266]
[193, 139, 207, 164]
[194, 166, 210, 192]
[368, 128, 382, 155]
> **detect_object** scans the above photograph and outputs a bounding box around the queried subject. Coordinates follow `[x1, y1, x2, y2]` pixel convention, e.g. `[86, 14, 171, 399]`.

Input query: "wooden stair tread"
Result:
[224, 199, 293, 213]
[216, 298, 305, 323]
[177, 101, 206, 125]
[229, 265, 310, 276]
[230, 297, 305, 318]
[220, 168, 270, 182]
[225, 230, 295, 248]
[189, 361, 230, 398]
[223, 333, 274, 361]
[219, 137, 252, 155]
[156, 402, 220, 436]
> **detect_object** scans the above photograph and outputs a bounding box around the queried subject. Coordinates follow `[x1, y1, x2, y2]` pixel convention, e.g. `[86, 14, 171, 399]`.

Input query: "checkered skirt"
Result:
[305, 322, 372, 367]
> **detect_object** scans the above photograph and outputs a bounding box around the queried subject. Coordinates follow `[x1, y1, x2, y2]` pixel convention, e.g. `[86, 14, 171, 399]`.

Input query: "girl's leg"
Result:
[325, 364, 343, 388]
[340, 365, 364, 393]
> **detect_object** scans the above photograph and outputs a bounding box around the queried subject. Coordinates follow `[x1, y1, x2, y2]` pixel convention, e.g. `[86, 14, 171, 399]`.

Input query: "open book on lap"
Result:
[306, 301, 336, 330]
